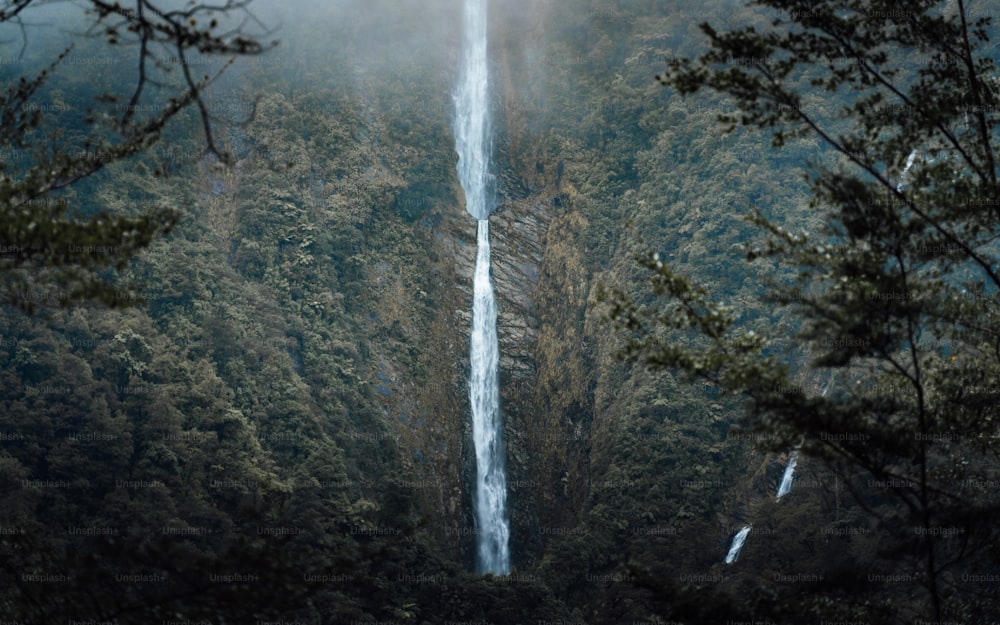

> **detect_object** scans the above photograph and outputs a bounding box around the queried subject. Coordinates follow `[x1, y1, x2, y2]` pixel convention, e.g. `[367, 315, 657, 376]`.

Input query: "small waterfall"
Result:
[897, 149, 917, 192]
[725, 525, 751, 564]
[724, 379, 831, 562]
[776, 385, 825, 500]
[776, 450, 798, 499]
[454, 0, 510, 575]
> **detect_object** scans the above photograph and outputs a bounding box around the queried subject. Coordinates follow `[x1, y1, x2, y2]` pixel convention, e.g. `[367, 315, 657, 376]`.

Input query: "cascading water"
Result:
[468, 220, 509, 574]
[725, 525, 751, 564]
[455, 0, 493, 222]
[776, 450, 798, 499]
[454, 0, 510, 575]
[897, 149, 917, 192]
[776, 383, 828, 500]
[724, 379, 832, 561]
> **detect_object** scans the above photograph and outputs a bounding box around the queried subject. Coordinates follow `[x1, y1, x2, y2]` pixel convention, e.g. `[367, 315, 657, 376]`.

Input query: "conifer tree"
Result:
[0, 0, 274, 312]
[605, 1, 1000, 621]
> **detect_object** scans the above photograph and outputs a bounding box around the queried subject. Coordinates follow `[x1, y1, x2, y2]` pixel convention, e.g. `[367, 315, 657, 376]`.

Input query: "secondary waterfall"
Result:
[725, 525, 751, 564]
[776, 384, 827, 500]
[776, 450, 798, 499]
[897, 149, 917, 192]
[454, 0, 510, 574]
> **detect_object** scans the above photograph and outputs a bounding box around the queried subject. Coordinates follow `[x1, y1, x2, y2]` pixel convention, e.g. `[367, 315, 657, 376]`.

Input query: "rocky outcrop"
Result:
[432, 188, 553, 568]
[490, 198, 547, 379]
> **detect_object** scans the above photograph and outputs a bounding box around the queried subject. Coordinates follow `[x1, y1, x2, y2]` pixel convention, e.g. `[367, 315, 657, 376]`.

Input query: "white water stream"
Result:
[454, 0, 509, 575]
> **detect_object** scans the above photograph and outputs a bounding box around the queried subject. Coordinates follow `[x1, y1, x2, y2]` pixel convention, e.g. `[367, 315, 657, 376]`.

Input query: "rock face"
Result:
[431, 188, 553, 568]
[368, 163, 555, 567]
[488, 196, 552, 565]
[399, 141, 565, 567]
[490, 198, 546, 380]
[374, 0, 597, 570]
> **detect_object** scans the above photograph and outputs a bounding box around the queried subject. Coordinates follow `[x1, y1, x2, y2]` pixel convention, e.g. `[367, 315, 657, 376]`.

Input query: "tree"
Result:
[0, 0, 274, 312]
[604, 1, 1000, 622]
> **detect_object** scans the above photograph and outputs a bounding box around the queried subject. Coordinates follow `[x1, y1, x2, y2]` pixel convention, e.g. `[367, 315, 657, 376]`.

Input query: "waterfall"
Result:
[897, 149, 917, 192]
[469, 219, 509, 574]
[725, 525, 751, 564]
[454, 0, 510, 575]
[455, 0, 493, 221]
[776, 384, 826, 500]
[776, 450, 798, 499]
[724, 380, 830, 561]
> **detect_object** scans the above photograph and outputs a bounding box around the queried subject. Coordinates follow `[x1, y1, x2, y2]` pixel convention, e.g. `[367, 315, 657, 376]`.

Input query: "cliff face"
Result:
[364, 0, 586, 569]
[386, 0, 621, 568]
[341, 0, 778, 574]
[360, 158, 564, 567]
[389, 165, 559, 567]
[421, 0, 758, 573]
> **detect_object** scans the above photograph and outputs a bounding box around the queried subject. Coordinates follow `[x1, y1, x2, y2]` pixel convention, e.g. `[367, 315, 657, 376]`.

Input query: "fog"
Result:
[0, 0, 564, 168]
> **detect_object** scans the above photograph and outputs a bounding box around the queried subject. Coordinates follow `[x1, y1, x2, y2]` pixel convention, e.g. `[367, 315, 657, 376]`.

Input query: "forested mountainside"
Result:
[1, 0, 998, 623]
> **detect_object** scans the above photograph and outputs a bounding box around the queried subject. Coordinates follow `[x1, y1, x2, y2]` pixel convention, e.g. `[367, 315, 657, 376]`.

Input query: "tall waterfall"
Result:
[454, 0, 510, 575]
[455, 0, 493, 222]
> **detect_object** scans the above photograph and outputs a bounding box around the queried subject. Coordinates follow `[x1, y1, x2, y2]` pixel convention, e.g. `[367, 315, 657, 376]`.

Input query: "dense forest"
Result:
[1, 0, 998, 623]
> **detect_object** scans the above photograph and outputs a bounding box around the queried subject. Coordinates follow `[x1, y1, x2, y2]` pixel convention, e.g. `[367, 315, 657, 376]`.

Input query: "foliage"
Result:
[7, 0, 999, 623]
[0, 0, 274, 312]
[606, 0, 1000, 622]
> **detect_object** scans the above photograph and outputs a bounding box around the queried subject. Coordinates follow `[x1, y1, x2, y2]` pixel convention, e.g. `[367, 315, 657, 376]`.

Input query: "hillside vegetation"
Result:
[1, 0, 998, 623]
